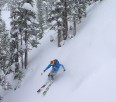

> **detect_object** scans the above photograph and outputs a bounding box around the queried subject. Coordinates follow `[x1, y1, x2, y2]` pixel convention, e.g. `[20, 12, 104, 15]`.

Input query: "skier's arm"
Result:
[60, 64, 65, 71]
[44, 64, 52, 72]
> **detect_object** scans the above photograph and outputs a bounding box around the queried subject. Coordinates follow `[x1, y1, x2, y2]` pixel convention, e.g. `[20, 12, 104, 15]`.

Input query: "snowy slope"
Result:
[2, 0, 116, 102]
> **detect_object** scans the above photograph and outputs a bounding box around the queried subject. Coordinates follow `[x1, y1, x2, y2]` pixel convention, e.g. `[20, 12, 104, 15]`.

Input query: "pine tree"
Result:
[0, 9, 12, 91]
[0, 10, 10, 75]
[0, 75, 12, 90]
[10, 0, 40, 70]
[10, 0, 24, 72]
[19, 0, 40, 68]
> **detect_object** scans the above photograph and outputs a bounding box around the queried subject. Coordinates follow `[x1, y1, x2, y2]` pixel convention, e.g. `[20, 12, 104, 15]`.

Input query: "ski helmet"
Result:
[50, 60, 54, 65]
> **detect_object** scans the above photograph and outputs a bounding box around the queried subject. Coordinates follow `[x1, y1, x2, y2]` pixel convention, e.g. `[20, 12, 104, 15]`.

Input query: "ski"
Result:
[37, 81, 49, 93]
[43, 80, 54, 96]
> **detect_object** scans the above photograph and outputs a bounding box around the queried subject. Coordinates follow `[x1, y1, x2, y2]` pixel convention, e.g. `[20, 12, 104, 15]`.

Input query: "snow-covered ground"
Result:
[1, 0, 116, 102]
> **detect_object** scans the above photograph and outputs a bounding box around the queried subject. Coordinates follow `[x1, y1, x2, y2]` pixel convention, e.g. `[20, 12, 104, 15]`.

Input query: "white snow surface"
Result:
[2, 0, 116, 102]
[22, 3, 33, 11]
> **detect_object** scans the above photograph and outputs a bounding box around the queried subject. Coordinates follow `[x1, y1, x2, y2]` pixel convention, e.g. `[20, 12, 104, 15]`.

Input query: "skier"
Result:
[41, 59, 65, 81]
[37, 59, 65, 94]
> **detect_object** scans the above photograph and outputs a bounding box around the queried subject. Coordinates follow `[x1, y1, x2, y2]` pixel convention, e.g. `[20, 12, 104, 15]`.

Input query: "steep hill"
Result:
[2, 0, 116, 102]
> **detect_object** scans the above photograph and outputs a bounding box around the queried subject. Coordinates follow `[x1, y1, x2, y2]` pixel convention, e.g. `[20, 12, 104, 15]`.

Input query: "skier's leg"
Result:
[48, 70, 52, 81]
[48, 70, 56, 81]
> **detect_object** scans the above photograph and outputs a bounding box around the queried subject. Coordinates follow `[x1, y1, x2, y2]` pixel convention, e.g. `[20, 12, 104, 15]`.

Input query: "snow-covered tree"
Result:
[0, 31, 10, 74]
[22, 1, 39, 68]
[0, 9, 13, 91]
[0, 11, 11, 75]
[10, 0, 40, 70]
[0, 74, 12, 90]
[10, 0, 24, 75]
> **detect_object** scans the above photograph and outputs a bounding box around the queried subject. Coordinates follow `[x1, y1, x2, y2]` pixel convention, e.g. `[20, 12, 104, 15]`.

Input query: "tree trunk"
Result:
[73, 15, 76, 36]
[57, 21, 62, 47]
[62, 0, 68, 40]
[20, 28, 23, 69]
[58, 29, 62, 47]
[15, 33, 19, 62]
[25, 49, 27, 69]
[37, 0, 44, 39]
[24, 30, 28, 69]
[45, 0, 48, 25]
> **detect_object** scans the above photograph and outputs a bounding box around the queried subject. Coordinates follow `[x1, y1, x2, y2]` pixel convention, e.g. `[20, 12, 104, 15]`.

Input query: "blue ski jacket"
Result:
[44, 63, 65, 72]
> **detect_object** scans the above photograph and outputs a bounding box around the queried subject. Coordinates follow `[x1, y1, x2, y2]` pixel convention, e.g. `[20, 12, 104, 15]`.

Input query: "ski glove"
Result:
[64, 69, 66, 72]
